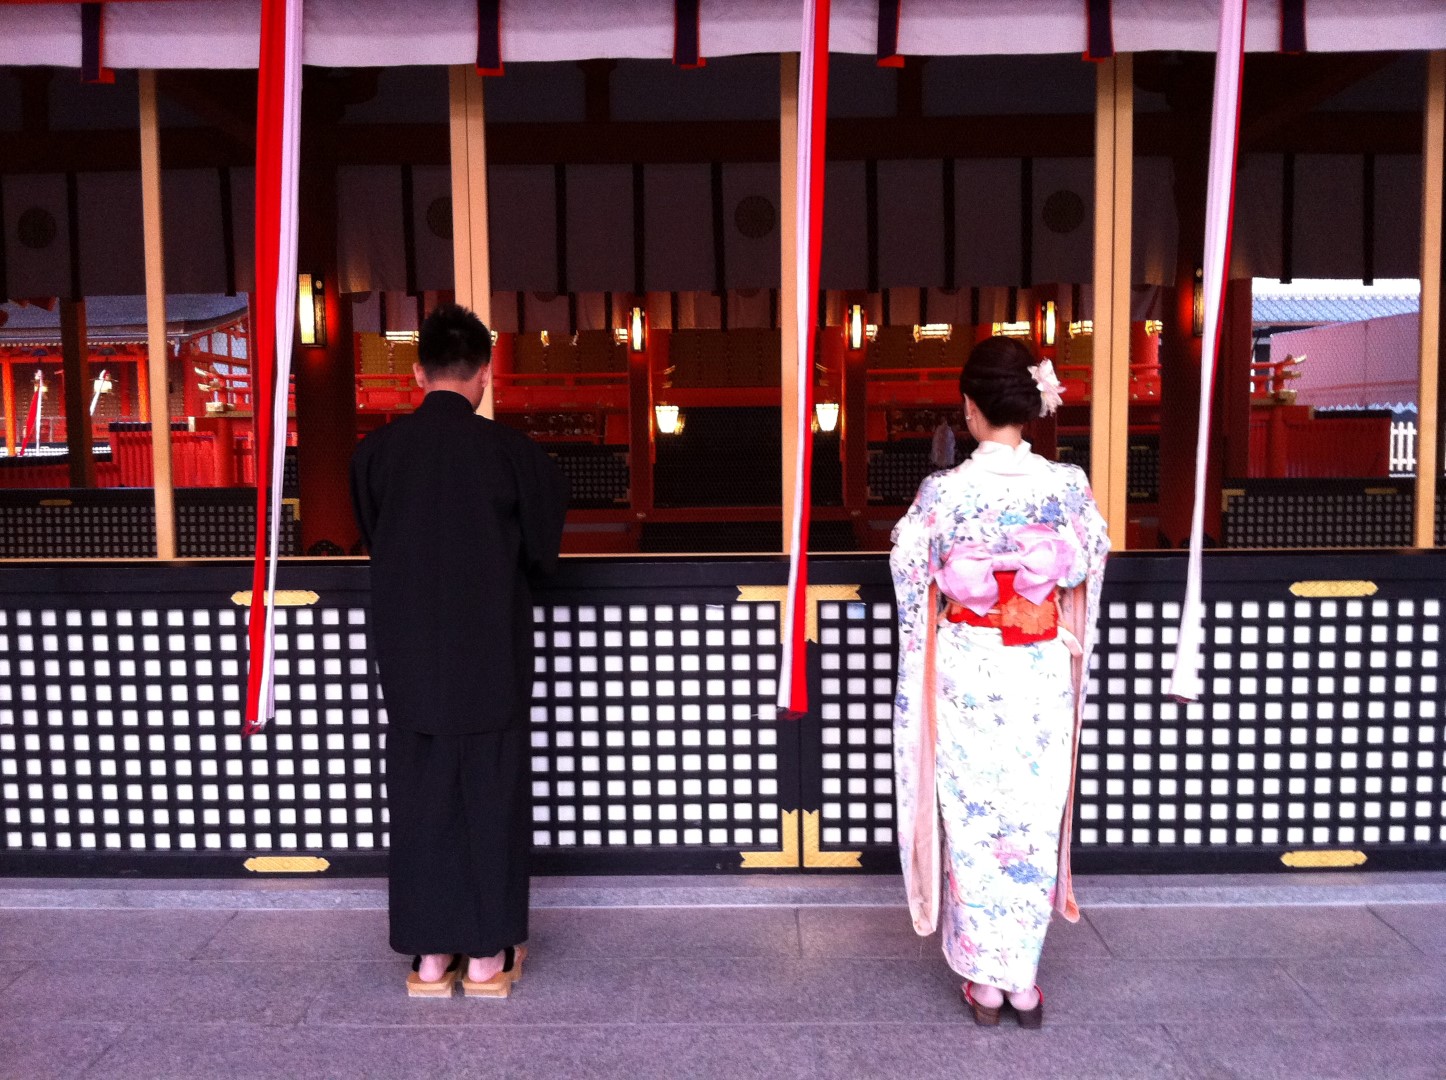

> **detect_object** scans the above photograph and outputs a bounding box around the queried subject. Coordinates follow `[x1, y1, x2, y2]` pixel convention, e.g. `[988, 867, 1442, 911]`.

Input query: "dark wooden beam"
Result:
[1242, 53, 1398, 146]
[0, 111, 1426, 174]
[579, 59, 617, 124]
[896, 57, 925, 119]
[155, 71, 257, 151]
[18, 69, 52, 134]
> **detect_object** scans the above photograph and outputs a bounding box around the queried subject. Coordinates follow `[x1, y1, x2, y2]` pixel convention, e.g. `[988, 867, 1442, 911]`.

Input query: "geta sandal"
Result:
[461, 944, 528, 999]
[961, 981, 1002, 1026]
[406, 954, 462, 998]
[1010, 985, 1044, 1029]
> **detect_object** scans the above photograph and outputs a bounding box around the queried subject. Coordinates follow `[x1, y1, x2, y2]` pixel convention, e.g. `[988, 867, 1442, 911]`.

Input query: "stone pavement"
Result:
[0, 874, 1443, 1080]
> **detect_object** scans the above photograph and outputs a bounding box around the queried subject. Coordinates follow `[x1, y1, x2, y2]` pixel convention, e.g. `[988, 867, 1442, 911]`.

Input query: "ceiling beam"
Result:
[0, 111, 1425, 174]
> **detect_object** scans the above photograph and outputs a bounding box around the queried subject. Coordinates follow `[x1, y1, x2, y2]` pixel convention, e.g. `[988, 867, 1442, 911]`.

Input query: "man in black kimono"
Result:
[351, 303, 568, 994]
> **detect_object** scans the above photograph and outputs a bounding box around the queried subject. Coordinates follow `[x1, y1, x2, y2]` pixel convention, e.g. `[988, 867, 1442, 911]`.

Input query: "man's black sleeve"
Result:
[519, 444, 569, 577]
[349, 439, 377, 553]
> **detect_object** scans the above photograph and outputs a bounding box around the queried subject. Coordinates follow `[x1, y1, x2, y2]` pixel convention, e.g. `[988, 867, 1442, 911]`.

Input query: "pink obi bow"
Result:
[934, 523, 1076, 616]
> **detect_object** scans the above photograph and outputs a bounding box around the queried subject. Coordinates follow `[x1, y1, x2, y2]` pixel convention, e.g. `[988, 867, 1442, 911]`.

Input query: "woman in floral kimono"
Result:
[891, 336, 1109, 1028]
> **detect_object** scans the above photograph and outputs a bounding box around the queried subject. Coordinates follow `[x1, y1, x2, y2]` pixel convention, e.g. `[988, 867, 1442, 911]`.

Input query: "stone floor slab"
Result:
[529, 906, 800, 959]
[0, 962, 30, 993]
[1281, 955, 1446, 1019]
[1030, 957, 1321, 1025]
[812, 1021, 1198, 1080]
[1368, 903, 1446, 955]
[77, 1022, 820, 1080]
[0, 909, 235, 961]
[1168, 1019, 1446, 1080]
[0, 1021, 123, 1080]
[635, 956, 962, 1025]
[197, 910, 393, 962]
[1087, 904, 1414, 960]
[0, 961, 318, 1027]
[798, 906, 923, 958]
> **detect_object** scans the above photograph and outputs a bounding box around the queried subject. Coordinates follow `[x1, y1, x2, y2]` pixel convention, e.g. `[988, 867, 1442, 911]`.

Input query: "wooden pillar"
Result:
[1220, 279, 1256, 482]
[1090, 55, 1132, 550]
[294, 69, 360, 555]
[780, 53, 800, 556]
[139, 70, 176, 558]
[1416, 52, 1444, 548]
[59, 299, 96, 487]
[448, 65, 494, 417]
[2, 357, 16, 456]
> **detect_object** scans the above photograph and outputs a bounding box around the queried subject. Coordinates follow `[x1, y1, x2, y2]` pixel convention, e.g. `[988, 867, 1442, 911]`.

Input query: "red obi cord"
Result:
[943, 570, 1059, 646]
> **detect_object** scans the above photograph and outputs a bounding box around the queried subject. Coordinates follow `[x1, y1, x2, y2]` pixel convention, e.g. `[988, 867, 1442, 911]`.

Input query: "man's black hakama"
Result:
[351, 389, 568, 959]
[384, 727, 532, 957]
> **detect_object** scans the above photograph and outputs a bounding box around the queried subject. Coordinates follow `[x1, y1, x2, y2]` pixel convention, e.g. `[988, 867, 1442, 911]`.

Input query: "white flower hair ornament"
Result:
[1028, 359, 1065, 417]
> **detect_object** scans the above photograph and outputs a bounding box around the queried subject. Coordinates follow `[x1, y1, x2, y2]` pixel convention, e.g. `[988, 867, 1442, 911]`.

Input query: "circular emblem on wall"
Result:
[734, 195, 777, 239]
[426, 196, 453, 241]
[1041, 190, 1085, 235]
[17, 207, 57, 250]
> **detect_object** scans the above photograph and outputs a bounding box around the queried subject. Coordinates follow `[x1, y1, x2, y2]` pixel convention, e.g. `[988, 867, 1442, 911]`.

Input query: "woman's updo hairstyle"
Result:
[958, 336, 1043, 428]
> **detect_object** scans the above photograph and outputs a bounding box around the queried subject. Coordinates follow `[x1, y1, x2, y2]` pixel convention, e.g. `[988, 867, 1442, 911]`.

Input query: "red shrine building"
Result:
[1, 2, 1444, 882]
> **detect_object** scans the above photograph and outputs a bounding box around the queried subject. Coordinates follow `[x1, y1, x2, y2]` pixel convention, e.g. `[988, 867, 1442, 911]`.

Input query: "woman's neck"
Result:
[976, 426, 1024, 448]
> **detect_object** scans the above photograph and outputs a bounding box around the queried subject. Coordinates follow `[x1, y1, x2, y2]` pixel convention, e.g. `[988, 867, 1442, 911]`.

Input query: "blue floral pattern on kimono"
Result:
[891, 440, 1109, 993]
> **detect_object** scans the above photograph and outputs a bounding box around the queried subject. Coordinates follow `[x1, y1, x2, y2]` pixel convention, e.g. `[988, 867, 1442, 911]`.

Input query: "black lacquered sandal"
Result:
[1010, 985, 1044, 1029]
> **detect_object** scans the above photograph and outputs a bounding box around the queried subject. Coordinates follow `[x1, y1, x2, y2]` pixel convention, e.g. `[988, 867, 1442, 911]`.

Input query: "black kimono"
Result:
[351, 389, 568, 958]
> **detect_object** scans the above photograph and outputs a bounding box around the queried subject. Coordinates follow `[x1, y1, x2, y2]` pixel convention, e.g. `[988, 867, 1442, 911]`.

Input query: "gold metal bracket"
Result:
[739, 809, 800, 868]
[802, 809, 862, 868]
[735, 584, 862, 643]
[243, 855, 331, 873]
[230, 590, 321, 607]
[1288, 581, 1378, 599]
[1280, 850, 1366, 869]
[738, 809, 862, 869]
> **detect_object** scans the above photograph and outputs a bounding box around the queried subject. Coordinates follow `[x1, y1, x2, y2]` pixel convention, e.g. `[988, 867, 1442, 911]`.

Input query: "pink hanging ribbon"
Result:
[243, 0, 303, 735]
[778, 0, 831, 717]
[1168, 0, 1248, 703]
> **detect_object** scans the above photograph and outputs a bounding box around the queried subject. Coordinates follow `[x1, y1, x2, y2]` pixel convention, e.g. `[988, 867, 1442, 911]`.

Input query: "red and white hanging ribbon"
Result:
[20, 370, 45, 455]
[778, 0, 831, 716]
[1167, 0, 1247, 703]
[244, 0, 303, 735]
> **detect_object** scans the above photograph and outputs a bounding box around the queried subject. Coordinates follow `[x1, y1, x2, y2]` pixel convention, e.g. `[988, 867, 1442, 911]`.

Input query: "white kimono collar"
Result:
[967, 439, 1043, 477]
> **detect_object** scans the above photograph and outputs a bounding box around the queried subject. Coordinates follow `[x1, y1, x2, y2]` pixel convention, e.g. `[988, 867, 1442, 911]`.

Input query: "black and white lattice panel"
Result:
[0, 601, 386, 857]
[815, 597, 897, 851]
[1082, 594, 1446, 849]
[527, 599, 786, 851]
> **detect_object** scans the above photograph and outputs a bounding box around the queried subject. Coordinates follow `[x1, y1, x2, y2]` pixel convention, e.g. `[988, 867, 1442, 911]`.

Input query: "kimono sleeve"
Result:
[1058, 465, 1110, 655]
[518, 443, 570, 577]
[889, 474, 942, 934]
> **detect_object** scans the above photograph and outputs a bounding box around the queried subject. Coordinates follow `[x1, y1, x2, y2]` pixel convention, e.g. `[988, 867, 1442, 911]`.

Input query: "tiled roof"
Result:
[0, 295, 247, 341]
[1253, 293, 1419, 326]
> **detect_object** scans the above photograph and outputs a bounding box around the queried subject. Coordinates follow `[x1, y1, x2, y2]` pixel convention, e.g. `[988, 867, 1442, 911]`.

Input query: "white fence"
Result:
[1390, 420, 1417, 476]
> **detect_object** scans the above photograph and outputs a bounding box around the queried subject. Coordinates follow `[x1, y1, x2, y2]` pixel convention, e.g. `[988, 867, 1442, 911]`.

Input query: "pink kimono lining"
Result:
[907, 580, 1090, 935]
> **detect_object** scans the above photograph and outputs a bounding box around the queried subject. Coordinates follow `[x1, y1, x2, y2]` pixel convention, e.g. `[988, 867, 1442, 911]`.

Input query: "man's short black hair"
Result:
[418, 303, 492, 377]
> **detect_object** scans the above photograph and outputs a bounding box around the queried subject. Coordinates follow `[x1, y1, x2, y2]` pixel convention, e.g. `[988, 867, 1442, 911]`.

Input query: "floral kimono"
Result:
[890, 439, 1109, 993]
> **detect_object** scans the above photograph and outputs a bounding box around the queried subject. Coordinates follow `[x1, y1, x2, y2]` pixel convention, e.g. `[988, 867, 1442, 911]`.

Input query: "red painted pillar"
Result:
[488, 331, 514, 414]
[627, 323, 658, 528]
[1220, 280, 1256, 482]
[292, 71, 360, 554]
[841, 325, 869, 530]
